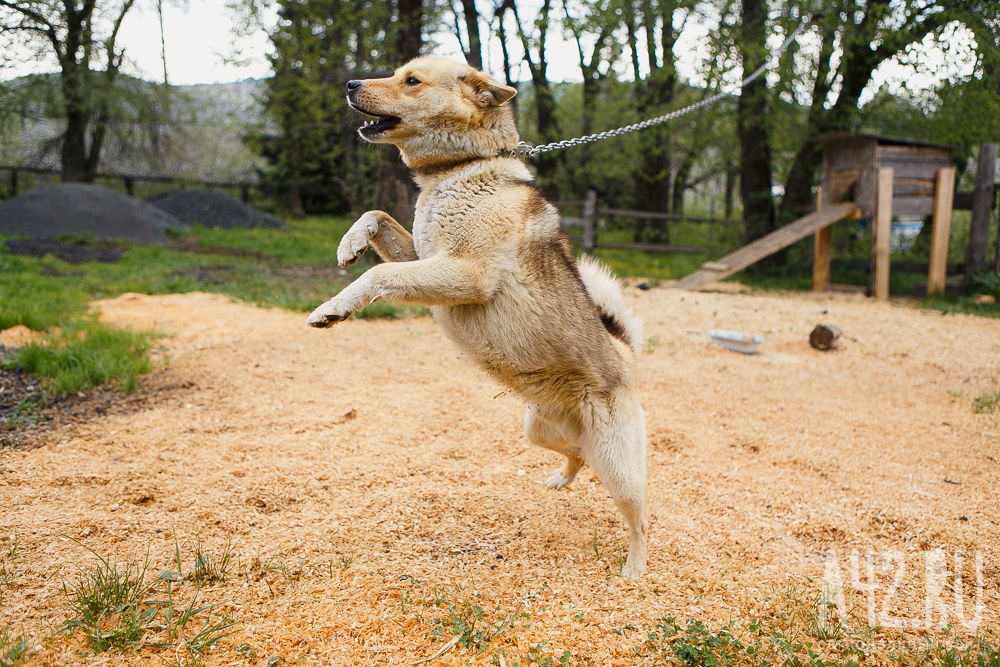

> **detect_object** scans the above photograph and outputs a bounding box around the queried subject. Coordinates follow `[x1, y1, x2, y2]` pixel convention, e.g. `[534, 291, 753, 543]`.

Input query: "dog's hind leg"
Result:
[523, 405, 584, 490]
[580, 397, 648, 579]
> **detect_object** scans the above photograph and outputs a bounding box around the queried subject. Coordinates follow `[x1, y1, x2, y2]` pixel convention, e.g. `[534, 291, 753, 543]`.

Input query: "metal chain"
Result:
[510, 15, 814, 159]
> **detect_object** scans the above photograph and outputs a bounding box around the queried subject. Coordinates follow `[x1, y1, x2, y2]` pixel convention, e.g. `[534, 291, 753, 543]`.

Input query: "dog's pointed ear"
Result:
[462, 70, 517, 107]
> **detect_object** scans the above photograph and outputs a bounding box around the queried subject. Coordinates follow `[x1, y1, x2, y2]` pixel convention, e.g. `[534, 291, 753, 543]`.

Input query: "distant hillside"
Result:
[0, 75, 268, 182]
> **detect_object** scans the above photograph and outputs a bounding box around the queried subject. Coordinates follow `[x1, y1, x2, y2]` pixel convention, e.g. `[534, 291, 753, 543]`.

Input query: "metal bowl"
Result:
[705, 329, 767, 355]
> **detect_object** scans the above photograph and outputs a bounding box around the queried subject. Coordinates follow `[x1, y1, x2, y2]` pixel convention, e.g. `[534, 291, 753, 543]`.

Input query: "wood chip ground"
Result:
[1, 286, 998, 665]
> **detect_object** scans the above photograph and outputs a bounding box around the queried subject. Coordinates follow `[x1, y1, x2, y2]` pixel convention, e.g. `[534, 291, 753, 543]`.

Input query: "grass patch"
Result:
[188, 535, 235, 587]
[61, 541, 239, 660]
[0, 533, 24, 601]
[621, 585, 1000, 666]
[61, 544, 156, 652]
[0, 625, 29, 667]
[973, 390, 1000, 414]
[1, 317, 156, 398]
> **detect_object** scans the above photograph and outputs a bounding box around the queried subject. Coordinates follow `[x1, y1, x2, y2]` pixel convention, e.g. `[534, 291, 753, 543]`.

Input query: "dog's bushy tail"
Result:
[578, 255, 644, 359]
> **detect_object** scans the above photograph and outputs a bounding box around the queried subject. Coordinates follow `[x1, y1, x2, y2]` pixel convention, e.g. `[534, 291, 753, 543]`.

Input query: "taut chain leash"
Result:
[510, 14, 815, 159]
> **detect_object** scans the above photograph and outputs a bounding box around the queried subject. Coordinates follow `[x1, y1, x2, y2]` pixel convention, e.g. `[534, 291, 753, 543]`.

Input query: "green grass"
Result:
[974, 390, 1000, 414]
[0, 625, 29, 667]
[0, 215, 423, 416]
[624, 586, 1000, 667]
[1, 317, 156, 398]
[61, 541, 239, 660]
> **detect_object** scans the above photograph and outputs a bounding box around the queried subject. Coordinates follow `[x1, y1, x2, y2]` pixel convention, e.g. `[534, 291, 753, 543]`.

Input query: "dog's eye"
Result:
[405, 76, 421, 86]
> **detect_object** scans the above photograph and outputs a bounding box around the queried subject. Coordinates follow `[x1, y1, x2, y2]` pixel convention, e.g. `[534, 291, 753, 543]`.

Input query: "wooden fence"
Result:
[556, 190, 724, 255]
[0, 165, 257, 203]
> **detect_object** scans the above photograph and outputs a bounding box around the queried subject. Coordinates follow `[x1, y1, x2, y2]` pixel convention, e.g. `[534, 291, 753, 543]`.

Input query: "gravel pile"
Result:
[0, 184, 187, 244]
[147, 190, 283, 229]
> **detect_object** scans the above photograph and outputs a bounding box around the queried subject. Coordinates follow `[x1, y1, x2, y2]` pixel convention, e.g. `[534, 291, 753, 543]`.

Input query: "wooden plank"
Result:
[965, 143, 998, 280]
[891, 196, 935, 216]
[954, 187, 999, 211]
[702, 261, 731, 271]
[927, 167, 956, 295]
[832, 258, 964, 275]
[671, 203, 860, 291]
[877, 145, 952, 162]
[891, 178, 936, 197]
[813, 187, 831, 292]
[882, 162, 952, 179]
[562, 217, 585, 227]
[872, 167, 894, 301]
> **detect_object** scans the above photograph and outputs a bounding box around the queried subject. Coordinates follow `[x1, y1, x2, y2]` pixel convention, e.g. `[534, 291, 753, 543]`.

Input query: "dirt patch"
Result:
[1, 289, 999, 664]
[5, 237, 126, 263]
[0, 364, 182, 450]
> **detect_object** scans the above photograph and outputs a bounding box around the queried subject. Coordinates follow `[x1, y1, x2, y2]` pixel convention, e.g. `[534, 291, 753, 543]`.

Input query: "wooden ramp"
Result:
[672, 203, 861, 291]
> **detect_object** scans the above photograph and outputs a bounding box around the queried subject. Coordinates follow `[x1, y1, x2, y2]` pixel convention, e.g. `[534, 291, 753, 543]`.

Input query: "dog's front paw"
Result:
[307, 298, 354, 328]
[337, 213, 380, 267]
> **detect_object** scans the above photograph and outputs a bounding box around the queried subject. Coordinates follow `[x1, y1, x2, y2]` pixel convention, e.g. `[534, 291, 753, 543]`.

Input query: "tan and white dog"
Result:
[307, 57, 649, 578]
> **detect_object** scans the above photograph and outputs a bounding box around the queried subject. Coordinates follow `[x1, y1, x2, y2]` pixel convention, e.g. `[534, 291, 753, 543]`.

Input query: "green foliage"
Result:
[973, 390, 1000, 414]
[0, 533, 24, 595]
[187, 536, 235, 587]
[0, 626, 29, 667]
[61, 543, 240, 661]
[61, 545, 156, 652]
[1, 318, 156, 398]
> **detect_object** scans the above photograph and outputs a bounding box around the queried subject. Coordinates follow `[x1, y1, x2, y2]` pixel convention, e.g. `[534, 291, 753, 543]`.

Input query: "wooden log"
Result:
[809, 324, 842, 351]
[871, 168, 894, 301]
[965, 143, 998, 283]
[927, 167, 956, 295]
[813, 187, 831, 292]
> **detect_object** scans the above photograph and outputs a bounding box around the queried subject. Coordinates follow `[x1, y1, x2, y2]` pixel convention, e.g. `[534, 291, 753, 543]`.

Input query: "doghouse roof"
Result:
[817, 132, 958, 153]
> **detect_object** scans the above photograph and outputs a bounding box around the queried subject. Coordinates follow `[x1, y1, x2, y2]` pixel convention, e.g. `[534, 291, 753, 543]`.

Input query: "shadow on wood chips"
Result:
[0, 362, 181, 450]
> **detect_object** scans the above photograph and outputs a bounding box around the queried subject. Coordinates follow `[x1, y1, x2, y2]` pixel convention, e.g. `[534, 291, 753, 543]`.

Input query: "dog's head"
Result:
[346, 57, 519, 169]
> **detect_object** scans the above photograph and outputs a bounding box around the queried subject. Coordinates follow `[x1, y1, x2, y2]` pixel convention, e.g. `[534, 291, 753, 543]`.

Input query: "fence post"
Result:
[124, 176, 135, 196]
[240, 184, 250, 204]
[871, 168, 893, 301]
[10, 169, 17, 197]
[965, 143, 997, 286]
[813, 186, 832, 292]
[927, 167, 956, 295]
[583, 190, 597, 256]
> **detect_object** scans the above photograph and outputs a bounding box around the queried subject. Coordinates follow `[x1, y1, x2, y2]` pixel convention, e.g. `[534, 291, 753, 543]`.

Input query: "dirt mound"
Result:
[147, 189, 284, 229]
[0, 183, 187, 244]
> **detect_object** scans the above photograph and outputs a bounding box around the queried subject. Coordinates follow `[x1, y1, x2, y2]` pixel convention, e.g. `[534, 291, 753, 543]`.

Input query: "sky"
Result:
[2, 0, 980, 106]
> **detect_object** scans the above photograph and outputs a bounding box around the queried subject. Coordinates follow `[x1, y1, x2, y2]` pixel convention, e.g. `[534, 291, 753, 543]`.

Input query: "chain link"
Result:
[510, 15, 813, 159]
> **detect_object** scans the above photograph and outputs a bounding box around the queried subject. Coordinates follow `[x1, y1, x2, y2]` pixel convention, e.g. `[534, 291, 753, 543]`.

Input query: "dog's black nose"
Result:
[346, 80, 362, 91]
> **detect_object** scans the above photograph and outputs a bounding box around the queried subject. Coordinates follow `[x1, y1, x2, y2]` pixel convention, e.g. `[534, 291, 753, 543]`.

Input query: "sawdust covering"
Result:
[1, 287, 999, 665]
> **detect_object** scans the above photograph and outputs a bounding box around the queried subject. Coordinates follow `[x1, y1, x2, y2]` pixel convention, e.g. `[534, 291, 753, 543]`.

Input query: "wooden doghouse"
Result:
[816, 133, 957, 299]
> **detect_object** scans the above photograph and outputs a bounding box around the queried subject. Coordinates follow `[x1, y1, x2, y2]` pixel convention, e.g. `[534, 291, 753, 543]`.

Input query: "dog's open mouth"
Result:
[359, 115, 401, 136]
[354, 109, 401, 137]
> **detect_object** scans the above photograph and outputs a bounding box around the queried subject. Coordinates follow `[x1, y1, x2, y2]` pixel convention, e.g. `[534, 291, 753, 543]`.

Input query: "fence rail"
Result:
[557, 189, 717, 255]
[0, 165, 258, 203]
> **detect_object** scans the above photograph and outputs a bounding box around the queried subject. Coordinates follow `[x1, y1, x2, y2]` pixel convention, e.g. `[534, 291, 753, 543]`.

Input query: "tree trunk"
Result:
[737, 0, 775, 247]
[374, 0, 423, 224]
[287, 131, 306, 218]
[460, 0, 482, 69]
[61, 108, 93, 183]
